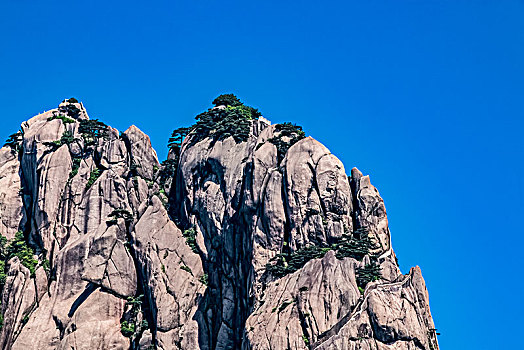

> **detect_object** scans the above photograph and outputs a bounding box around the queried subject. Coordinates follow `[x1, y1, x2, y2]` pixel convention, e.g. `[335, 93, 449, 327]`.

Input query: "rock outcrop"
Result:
[0, 98, 439, 349]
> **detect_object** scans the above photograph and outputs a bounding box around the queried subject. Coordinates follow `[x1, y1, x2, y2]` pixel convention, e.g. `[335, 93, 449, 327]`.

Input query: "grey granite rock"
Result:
[0, 101, 439, 350]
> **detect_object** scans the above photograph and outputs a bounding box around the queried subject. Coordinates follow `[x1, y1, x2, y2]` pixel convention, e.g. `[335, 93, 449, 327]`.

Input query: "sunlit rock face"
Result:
[0, 99, 439, 350]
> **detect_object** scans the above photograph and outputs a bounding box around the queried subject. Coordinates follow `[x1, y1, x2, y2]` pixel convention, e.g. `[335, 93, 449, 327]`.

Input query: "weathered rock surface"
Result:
[0, 99, 439, 349]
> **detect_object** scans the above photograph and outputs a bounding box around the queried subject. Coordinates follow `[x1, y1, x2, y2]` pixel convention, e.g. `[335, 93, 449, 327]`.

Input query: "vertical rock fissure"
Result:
[124, 212, 157, 350]
[119, 136, 159, 349]
[280, 171, 292, 256]
[348, 175, 361, 233]
[233, 167, 255, 347]
[19, 143, 45, 254]
[296, 298, 311, 349]
[307, 161, 331, 244]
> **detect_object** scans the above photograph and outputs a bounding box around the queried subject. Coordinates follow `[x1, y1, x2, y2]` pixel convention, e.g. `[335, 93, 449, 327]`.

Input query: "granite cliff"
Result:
[0, 96, 439, 349]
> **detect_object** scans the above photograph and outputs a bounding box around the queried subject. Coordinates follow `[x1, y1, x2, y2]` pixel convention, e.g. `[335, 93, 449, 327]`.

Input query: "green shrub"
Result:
[85, 168, 102, 190]
[42, 259, 50, 273]
[278, 300, 293, 313]
[21, 314, 29, 325]
[120, 294, 150, 339]
[334, 228, 378, 260]
[266, 228, 382, 281]
[0, 261, 6, 286]
[60, 130, 75, 145]
[0, 233, 8, 255]
[47, 114, 76, 124]
[42, 140, 62, 152]
[4, 131, 23, 153]
[0, 236, 7, 285]
[43, 131, 77, 152]
[199, 273, 208, 285]
[69, 157, 81, 179]
[182, 227, 198, 254]
[302, 334, 310, 345]
[4, 231, 38, 277]
[356, 261, 381, 289]
[180, 265, 192, 274]
[79, 119, 108, 146]
[266, 245, 330, 278]
[126, 295, 143, 308]
[120, 320, 135, 337]
[267, 123, 306, 164]
[129, 160, 141, 174]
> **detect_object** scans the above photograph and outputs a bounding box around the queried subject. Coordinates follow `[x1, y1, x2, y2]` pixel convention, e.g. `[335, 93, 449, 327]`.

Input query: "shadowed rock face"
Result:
[0, 100, 439, 350]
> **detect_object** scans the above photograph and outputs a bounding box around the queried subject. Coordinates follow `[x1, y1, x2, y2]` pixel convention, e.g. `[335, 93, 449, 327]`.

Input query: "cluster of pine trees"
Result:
[266, 228, 382, 289]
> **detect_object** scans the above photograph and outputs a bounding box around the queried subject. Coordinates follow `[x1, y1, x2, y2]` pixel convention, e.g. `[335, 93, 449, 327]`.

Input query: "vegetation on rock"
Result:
[85, 168, 102, 190]
[182, 227, 198, 254]
[106, 209, 134, 226]
[191, 102, 260, 144]
[267, 122, 306, 164]
[58, 103, 81, 119]
[334, 228, 378, 260]
[157, 158, 177, 188]
[79, 119, 108, 146]
[43, 131, 77, 152]
[212, 93, 242, 107]
[120, 320, 135, 337]
[266, 245, 330, 278]
[47, 114, 76, 124]
[199, 273, 208, 286]
[180, 265, 192, 275]
[0, 231, 39, 280]
[167, 94, 261, 152]
[69, 157, 82, 179]
[120, 295, 149, 340]
[165, 127, 190, 177]
[167, 127, 191, 151]
[4, 131, 23, 154]
[356, 262, 381, 289]
[266, 228, 382, 288]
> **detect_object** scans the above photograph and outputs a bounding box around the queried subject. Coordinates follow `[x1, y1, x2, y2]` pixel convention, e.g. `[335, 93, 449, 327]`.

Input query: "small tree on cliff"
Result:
[168, 127, 191, 151]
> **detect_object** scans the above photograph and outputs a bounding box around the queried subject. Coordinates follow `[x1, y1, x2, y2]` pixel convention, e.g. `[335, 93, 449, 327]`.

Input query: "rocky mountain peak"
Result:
[0, 96, 439, 349]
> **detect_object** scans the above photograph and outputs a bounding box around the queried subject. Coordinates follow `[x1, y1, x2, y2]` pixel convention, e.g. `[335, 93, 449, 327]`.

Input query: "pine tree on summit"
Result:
[212, 93, 242, 107]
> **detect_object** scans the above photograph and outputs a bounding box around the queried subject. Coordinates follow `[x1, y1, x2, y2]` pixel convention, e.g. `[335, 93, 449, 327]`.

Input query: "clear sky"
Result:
[1, 1, 523, 348]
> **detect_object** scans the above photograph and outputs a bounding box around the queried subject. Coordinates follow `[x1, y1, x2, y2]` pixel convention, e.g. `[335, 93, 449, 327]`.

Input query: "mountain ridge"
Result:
[0, 96, 439, 349]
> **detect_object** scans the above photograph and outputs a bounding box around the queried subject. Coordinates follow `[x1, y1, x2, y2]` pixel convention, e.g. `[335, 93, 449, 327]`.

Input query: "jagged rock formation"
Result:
[0, 98, 439, 349]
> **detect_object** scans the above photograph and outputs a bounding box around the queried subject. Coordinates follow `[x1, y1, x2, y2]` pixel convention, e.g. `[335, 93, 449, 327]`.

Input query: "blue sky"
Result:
[1, 1, 523, 348]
